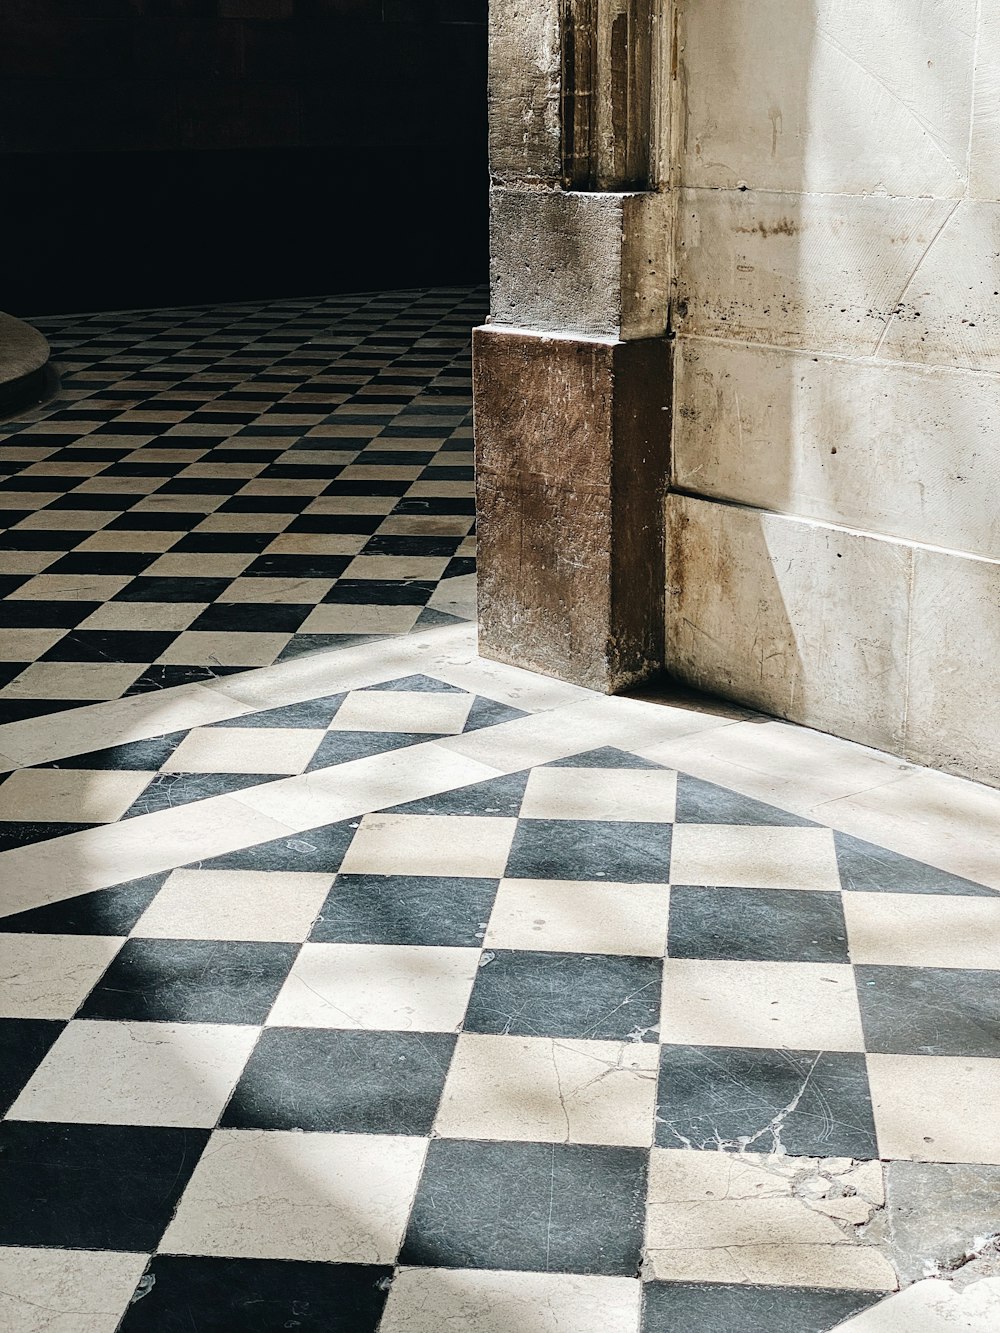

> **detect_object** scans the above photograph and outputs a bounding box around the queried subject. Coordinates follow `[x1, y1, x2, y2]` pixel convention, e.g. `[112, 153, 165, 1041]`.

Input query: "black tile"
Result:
[0, 1121, 208, 1251]
[641, 1282, 882, 1333]
[192, 819, 357, 875]
[48, 492, 144, 510]
[212, 694, 346, 729]
[855, 965, 1000, 1056]
[458, 696, 528, 732]
[286, 514, 384, 535]
[41, 629, 178, 663]
[223, 1028, 456, 1134]
[0, 820, 99, 851]
[92, 420, 173, 435]
[667, 887, 850, 964]
[654, 1045, 878, 1158]
[0, 873, 167, 936]
[321, 578, 435, 605]
[0, 662, 28, 689]
[506, 819, 672, 884]
[363, 673, 465, 693]
[189, 602, 310, 633]
[363, 534, 462, 558]
[0, 575, 30, 597]
[158, 477, 244, 495]
[835, 832, 995, 896]
[547, 746, 668, 770]
[400, 1139, 647, 1275]
[44, 552, 159, 576]
[465, 950, 662, 1042]
[674, 774, 817, 826]
[306, 730, 436, 770]
[107, 511, 205, 531]
[383, 772, 528, 819]
[43, 732, 186, 771]
[311, 875, 499, 947]
[77, 938, 298, 1024]
[0, 1019, 64, 1116]
[241, 554, 352, 579]
[392, 499, 475, 517]
[0, 698, 90, 724]
[0, 599, 101, 628]
[125, 663, 245, 693]
[123, 771, 282, 817]
[113, 576, 232, 602]
[322, 480, 410, 497]
[172, 531, 275, 553]
[443, 556, 476, 578]
[0, 529, 87, 550]
[354, 450, 433, 466]
[218, 493, 310, 512]
[117, 1256, 392, 1333]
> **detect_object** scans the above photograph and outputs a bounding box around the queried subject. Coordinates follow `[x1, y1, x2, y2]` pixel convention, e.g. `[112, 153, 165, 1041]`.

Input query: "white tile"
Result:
[485, 879, 669, 956]
[0, 662, 145, 700]
[74, 528, 183, 553]
[339, 813, 517, 878]
[844, 893, 1000, 969]
[157, 631, 290, 667]
[217, 577, 336, 604]
[341, 555, 450, 581]
[267, 942, 479, 1031]
[645, 1148, 894, 1288]
[435, 1033, 658, 1145]
[160, 1129, 426, 1262]
[144, 553, 255, 578]
[0, 629, 67, 662]
[867, 1054, 1000, 1165]
[0, 1247, 148, 1333]
[134, 868, 333, 942]
[380, 1268, 642, 1333]
[0, 934, 121, 1019]
[659, 959, 866, 1051]
[520, 766, 677, 822]
[10, 1021, 258, 1127]
[668, 825, 841, 890]
[161, 727, 324, 775]
[78, 601, 206, 632]
[831, 1277, 1000, 1332]
[298, 603, 421, 635]
[7, 574, 134, 602]
[329, 690, 473, 735]
[0, 767, 154, 823]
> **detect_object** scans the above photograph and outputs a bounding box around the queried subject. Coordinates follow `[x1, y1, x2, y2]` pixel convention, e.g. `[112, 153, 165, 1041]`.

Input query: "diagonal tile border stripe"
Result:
[1, 624, 998, 919]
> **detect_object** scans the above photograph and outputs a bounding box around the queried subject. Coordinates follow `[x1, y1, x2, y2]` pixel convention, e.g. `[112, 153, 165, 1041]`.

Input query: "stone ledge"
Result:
[0, 312, 51, 415]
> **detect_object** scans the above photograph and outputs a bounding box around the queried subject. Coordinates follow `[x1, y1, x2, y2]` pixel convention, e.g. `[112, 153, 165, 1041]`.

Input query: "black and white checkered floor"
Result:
[1, 292, 998, 1333]
[0, 288, 479, 721]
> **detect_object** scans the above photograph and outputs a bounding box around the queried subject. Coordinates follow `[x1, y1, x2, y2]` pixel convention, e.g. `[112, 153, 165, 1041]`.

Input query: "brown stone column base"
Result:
[473, 325, 671, 693]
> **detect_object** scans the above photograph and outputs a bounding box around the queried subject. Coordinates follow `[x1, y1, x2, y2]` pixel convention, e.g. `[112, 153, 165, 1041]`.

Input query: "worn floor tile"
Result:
[160, 1129, 426, 1263]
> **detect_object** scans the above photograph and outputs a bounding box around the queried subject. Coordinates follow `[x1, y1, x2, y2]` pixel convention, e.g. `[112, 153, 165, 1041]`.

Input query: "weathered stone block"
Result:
[666, 495, 912, 755]
[488, 0, 562, 183]
[672, 341, 1000, 560]
[490, 186, 670, 339]
[906, 545, 1000, 786]
[474, 325, 671, 693]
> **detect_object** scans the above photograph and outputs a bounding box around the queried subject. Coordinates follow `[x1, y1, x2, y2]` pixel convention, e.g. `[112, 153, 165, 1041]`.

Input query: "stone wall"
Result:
[0, 0, 487, 312]
[666, 1, 1000, 785]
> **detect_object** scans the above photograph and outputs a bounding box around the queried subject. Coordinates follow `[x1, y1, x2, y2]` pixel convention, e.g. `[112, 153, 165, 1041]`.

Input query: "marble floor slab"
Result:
[0, 289, 998, 1333]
